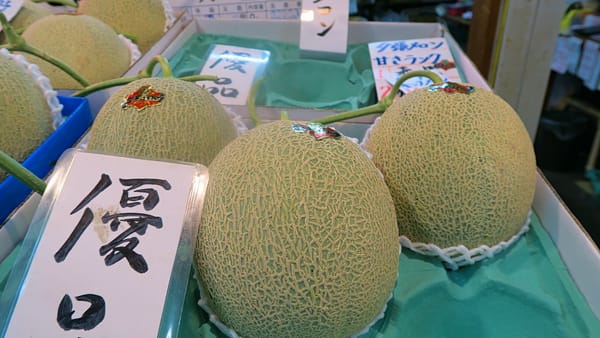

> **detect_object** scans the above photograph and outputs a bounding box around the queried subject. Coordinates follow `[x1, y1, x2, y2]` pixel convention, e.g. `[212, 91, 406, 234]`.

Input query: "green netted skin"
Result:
[0, 0, 52, 43]
[364, 84, 536, 249]
[87, 77, 238, 166]
[77, 0, 166, 53]
[0, 53, 53, 181]
[196, 120, 399, 338]
[21, 14, 131, 89]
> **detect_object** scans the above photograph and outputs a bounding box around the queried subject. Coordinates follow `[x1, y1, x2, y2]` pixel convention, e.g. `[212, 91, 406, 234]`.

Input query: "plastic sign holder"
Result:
[0, 149, 209, 337]
[198, 44, 270, 106]
[299, 0, 349, 61]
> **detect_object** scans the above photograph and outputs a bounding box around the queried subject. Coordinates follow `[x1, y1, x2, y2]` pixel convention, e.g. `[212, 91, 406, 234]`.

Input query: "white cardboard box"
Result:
[1, 16, 599, 320]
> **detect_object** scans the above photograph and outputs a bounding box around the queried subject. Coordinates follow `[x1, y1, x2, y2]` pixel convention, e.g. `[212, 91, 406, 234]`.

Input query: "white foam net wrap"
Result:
[162, 0, 177, 31]
[223, 105, 249, 136]
[118, 35, 142, 66]
[193, 247, 401, 338]
[361, 116, 532, 270]
[401, 212, 532, 270]
[1, 48, 64, 129]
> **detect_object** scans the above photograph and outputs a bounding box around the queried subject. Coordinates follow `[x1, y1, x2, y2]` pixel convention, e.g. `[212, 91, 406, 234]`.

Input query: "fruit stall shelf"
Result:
[0, 17, 598, 337]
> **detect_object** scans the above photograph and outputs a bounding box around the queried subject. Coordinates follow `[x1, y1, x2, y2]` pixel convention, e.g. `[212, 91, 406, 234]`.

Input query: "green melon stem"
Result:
[71, 75, 142, 97]
[142, 55, 174, 78]
[0, 12, 90, 87]
[311, 70, 443, 125]
[0, 150, 46, 195]
[177, 75, 219, 82]
[31, 0, 78, 8]
[248, 77, 266, 126]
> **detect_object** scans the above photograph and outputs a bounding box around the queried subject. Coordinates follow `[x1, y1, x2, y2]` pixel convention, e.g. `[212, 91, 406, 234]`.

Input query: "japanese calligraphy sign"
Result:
[198, 44, 270, 105]
[0, 0, 23, 29]
[299, 0, 349, 60]
[368, 37, 462, 100]
[2, 149, 208, 337]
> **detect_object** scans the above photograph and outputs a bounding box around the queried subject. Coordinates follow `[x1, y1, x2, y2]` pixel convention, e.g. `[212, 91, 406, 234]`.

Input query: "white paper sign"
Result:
[567, 36, 583, 74]
[198, 44, 270, 105]
[4, 150, 207, 337]
[169, 0, 302, 19]
[577, 39, 600, 89]
[0, 0, 24, 31]
[551, 36, 570, 74]
[368, 37, 462, 100]
[299, 0, 349, 60]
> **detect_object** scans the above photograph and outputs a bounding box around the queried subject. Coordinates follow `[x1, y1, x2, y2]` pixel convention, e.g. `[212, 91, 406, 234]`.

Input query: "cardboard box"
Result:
[1, 17, 598, 321]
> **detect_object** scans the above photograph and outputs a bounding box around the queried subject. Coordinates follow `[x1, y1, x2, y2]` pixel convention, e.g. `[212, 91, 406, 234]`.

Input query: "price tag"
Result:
[566, 36, 583, 74]
[551, 36, 570, 74]
[169, 0, 302, 19]
[577, 39, 600, 89]
[0, 0, 23, 30]
[368, 37, 462, 100]
[1, 149, 208, 337]
[299, 0, 349, 60]
[198, 44, 270, 106]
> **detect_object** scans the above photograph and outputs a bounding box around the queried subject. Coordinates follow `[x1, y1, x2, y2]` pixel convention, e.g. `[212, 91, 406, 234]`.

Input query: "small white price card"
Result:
[299, 0, 349, 60]
[0, 0, 23, 29]
[577, 39, 600, 90]
[169, 0, 302, 19]
[368, 37, 462, 100]
[551, 36, 570, 74]
[198, 44, 270, 106]
[1, 149, 208, 337]
[566, 36, 583, 74]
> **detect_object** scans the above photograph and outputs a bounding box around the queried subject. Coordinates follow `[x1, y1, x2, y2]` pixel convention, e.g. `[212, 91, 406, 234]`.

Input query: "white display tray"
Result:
[1, 16, 599, 320]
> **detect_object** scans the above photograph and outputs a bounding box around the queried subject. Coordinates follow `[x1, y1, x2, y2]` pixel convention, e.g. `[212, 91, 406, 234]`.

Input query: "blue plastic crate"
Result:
[0, 96, 93, 225]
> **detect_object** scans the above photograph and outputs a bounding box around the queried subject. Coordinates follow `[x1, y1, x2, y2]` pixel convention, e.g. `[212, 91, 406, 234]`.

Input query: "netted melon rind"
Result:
[0, 48, 63, 128]
[362, 85, 536, 251]
[21, 14, 132, 89]
[0, 49, 55, 181]
[196, 120, 400, 338]
[77, 0, 169, 52]
[86, 77, 239, 166]
[192, 265, 398, 338]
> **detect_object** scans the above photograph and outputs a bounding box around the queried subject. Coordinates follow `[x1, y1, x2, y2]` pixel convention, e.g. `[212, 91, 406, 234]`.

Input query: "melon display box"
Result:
[1, 16, 599, 336]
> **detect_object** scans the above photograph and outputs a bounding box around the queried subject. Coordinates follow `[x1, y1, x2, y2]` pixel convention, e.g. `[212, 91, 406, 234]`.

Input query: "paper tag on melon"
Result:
[368, 37, 462, 100]
[1, 149, 208, 337]
[0, 0, 24, 31]
[197, 44, 270, 106]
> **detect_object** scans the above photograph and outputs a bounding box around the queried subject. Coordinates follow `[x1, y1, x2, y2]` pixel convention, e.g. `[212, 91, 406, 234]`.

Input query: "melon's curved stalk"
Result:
[311, 70, 443, 125]
[0, 12, 89, 87]
[0, 150, 46, 195]
[0, 12, 90, 87]
[248, 77, 266, 126]
[31, 0, 78, 8]
[71, 54, 218, 97]
[280, 111, 290, 120]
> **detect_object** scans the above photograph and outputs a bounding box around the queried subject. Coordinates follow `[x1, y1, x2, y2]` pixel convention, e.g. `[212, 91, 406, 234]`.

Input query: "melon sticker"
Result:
[0, 0, 24, 31]
[121, 85, 165, 111]
[428, 82, 474, 94]
[292, 122, 341, 140]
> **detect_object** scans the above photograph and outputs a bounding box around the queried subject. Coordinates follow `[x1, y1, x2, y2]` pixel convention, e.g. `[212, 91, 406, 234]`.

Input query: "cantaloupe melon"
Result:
[364, 83, 536, 249]
[77, 0, 170, 53]
[86, 77, 239, 166]
[0, 49, 53, 181]
[20, 14, 131, 89]
[0, 0, 52, 43]
[195, 120, 399, 338]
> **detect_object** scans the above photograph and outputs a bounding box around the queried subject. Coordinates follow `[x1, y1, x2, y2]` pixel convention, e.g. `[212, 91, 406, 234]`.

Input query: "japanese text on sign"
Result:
[368, 37, 462, 100]
[299, 0, 349, 59]
[4, 150, 207, 337]
[198, 44, 270, 105]
[0, 0, 23, 26]
[169, 0, 302, 19]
